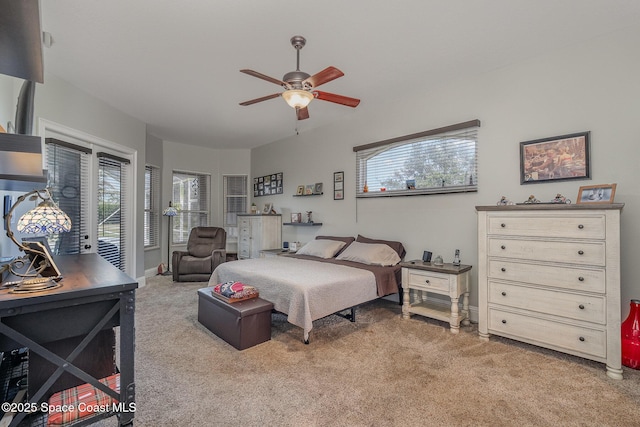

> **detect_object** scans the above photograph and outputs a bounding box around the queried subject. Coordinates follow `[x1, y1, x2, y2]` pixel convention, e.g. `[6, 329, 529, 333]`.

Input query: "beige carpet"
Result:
[98, 275, 640, 427]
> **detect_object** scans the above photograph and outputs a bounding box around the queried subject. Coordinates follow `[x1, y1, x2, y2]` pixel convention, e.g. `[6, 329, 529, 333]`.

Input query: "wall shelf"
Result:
[283, 222, 323, 226]
[293, 193, 323, 197]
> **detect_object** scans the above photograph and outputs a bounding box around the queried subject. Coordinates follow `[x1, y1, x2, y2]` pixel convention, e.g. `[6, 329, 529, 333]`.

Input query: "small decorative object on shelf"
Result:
[251, 203, 258, 213]
[496, 196, 515, 206]
[622, 299, 640, 369]
[306, 211, 313, 223]
[432, 255, 444, 266]
[523, 194, 540, 204]
[452, 249, 461, 266]
[296, 185, 304, 196]
[305, 184, 314, 195]
[291, 213, 301, 223]
[406, 179, 416, 190]
[551, 193, 571, 204]
[363, 182, 368, 193]
[313, 183, 323, 195]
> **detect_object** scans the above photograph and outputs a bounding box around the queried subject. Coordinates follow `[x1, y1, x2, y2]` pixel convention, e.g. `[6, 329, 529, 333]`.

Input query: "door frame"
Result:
[38, 118, 138, 278]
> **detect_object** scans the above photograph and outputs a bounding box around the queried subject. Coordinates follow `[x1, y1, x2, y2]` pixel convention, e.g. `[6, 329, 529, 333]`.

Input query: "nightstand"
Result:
[259, 249, 292, 258]
[400, 261, 472, 333]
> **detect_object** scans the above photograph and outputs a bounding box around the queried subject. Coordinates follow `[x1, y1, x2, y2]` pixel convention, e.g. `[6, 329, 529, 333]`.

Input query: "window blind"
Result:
[223, 175, 248, 227]
[98, 153, 130, 271]
[354, 120, 480, 197]
[144, 165, 160, 248]
[45, 138, 91, 255]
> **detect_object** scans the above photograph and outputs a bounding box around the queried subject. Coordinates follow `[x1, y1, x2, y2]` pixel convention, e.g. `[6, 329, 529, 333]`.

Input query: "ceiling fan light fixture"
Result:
[282, 89, 313, 109]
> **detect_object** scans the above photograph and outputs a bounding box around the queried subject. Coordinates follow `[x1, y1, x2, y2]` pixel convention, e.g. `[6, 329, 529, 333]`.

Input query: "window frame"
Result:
[353, 120, 480, 198]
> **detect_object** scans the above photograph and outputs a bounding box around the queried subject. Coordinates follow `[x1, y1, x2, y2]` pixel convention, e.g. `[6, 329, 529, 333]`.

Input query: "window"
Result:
[354, 120, 480, 197]
[144, 165, 160, 248]
[172, 170, 210, 245]
[223, 175, 248, 249]
[223, 175, 248, 227]
[97, 152, 131, 271]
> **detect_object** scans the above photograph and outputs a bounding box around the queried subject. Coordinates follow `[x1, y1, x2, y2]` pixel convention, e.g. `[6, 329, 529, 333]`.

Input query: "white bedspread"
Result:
[209, 257, 378, 340]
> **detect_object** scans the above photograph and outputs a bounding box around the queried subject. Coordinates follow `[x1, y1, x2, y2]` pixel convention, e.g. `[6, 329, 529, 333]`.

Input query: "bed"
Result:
[208, 235, 404, 342]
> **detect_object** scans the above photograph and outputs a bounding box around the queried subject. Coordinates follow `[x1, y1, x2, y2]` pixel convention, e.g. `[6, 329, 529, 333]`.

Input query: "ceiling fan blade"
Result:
[240, 69, 290, 88]
[304, 66, 344, 88]
[239, 93, 281, 106]
[313, 90, 360, 107]
[297, 106, 310, 120]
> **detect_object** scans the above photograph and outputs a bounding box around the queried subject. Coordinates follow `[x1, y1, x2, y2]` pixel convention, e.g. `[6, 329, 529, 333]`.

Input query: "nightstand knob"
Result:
[579, 336, 585, 342]
[578, 224, 584, 229]
[501, 245, 506, 250]
[579, 304, 585, 310]
[501, 319, 507, 324]
[501, 223, 506, 228]
[578, 250, 584, 255]
[501, 291, 507, 296]
[578, 276, 585, 282]
[501, 267, 506, 272]
[425, 280, 430, 283]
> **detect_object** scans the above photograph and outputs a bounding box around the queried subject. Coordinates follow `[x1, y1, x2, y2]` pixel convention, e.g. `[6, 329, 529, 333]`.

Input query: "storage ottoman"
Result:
[197, 288, 273, 350]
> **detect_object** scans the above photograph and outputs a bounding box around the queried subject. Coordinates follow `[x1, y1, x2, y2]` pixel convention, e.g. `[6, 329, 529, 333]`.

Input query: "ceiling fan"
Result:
[239, 36, 360, 121]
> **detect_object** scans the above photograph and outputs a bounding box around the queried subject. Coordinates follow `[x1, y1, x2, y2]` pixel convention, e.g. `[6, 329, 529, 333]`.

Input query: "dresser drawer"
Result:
[488, 308, 606, 359]
[488, 260, 605, 293]
[405, 269, 450, 293]
[488, 238, 605, 266]
[488, 282, 605, 323]
[488, 215, 605, 239]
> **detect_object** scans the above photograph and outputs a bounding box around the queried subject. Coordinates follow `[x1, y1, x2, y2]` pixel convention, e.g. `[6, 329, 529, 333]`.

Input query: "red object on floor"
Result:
[621, 299, 640, 369]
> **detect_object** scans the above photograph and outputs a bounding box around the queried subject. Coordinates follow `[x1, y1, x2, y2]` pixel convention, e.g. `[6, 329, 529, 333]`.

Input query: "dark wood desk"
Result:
[0, 254, 137, 426]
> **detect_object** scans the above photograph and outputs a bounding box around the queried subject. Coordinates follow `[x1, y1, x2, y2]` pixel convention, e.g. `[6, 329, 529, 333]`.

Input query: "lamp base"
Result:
[161, 270, 172, 276]
[3, 276, 62, 293]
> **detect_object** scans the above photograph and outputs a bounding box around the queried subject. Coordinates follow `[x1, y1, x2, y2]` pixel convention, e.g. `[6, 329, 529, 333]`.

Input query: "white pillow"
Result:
[295, 239, 346, 258]
[335, 241, 401, 266]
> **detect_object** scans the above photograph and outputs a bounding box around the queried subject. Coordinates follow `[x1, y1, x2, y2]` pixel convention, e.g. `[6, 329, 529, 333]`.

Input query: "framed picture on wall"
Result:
[334, 171, 344, 200]
[520, 131, 590, 184]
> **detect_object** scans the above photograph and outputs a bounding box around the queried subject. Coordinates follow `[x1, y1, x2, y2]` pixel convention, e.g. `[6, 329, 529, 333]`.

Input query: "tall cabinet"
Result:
[476, 204, 624, 379]
[238, 214, 282, 259]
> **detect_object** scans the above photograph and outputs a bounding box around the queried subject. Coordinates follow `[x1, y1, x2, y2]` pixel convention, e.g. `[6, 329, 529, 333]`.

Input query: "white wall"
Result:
[251, 27, 640, 317]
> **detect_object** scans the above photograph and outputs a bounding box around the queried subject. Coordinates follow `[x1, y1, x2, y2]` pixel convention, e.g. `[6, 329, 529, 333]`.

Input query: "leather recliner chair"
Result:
[172, 227, 226, 282]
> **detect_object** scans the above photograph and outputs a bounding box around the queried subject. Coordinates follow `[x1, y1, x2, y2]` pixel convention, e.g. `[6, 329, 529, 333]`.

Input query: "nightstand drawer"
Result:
[488, 215, 605, 239]
[488, 238, 605, 266]
[488, 260, 605, 293]
[405, 269, 450, 292]
[488, 281, 605, 323]
[488, 308, 606, 359]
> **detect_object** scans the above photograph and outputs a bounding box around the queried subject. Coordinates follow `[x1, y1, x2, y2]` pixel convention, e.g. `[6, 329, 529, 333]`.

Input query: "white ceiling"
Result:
[39, 0, 640, 150]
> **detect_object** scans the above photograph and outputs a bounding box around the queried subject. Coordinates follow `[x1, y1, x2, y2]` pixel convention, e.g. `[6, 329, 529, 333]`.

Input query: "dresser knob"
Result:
[579, 304, 585, 310]
[578, 224, 584, 229]
[425, 280, 430, 283]
[578, 250, 584, 255]
[579, 336, 585, 342]
[578, 276, 584, 282]
[501, 319, 507, 324]
[501, 245, 506, 250]
[501, 267, 506, 272]
[501, 223, 506, 228]
[501, 291, 507, 296]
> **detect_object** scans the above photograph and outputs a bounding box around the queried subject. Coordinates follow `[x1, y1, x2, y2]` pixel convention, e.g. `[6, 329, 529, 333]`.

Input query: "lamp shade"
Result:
[16, 200, 72, 234]
[163, 206, 178, 217]
[282, 89, 314, 109]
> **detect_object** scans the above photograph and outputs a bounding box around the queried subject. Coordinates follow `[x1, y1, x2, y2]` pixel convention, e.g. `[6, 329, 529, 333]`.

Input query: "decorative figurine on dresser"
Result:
[476, 202, 624, 379]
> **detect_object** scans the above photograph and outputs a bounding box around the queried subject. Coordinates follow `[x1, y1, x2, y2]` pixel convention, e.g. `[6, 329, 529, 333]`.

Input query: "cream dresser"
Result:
[476, 204, 624, 379]
[238, 214, 282, 259]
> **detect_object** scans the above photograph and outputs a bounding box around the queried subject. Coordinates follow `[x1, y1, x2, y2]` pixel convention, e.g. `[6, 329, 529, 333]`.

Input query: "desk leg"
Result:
[450, 297, 460, 334]
[119, 290, 136, 426]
